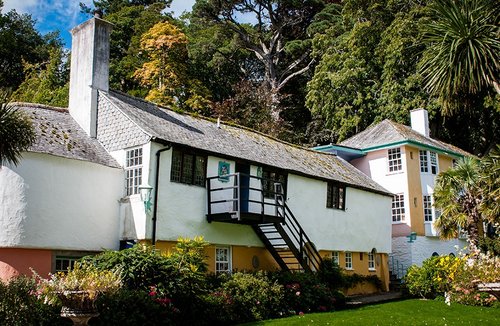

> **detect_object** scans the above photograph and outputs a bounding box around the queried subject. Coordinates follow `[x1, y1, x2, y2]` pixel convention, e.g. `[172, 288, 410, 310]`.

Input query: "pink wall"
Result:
[0, 248, 52, 282]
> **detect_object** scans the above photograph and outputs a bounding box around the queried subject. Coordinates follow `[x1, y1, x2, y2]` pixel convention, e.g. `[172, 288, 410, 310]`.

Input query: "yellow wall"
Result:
[404, 145, 425, 235]
[439, 154, 454, 173]
[319, 250, 390, 294]
[153, 241, 388, 295]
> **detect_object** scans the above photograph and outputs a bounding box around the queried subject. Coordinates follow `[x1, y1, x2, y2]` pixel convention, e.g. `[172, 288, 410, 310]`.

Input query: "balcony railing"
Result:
[206, 173, 285, 224]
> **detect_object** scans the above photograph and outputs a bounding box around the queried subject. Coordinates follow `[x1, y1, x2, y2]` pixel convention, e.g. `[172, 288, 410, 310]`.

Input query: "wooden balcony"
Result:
[206, 173, 285, 225]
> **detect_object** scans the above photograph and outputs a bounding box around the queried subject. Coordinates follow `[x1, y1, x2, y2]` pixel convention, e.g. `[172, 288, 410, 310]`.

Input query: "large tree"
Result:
[193, 0, 325, 117]
[0, 103, 36, 166]
[0, 3, 62, 96]
[419, 0, 500, 114]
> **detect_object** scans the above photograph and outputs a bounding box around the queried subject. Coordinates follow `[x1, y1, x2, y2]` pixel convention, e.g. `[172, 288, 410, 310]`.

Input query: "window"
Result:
[419, 150, 438, 174]
[388, 148, 402, 172]
[423, 195, 433, 222]
[429, 152, 438, 174]
[345, 252, 352, 270]
[419, 150, 428, 173]
[125, 147, 142, 196]
[392, 194, 405, 222]
[170, 148, 206, 187]
[326, 182, 346, 210]
[55, 257, 79, 272]
[368, 252, 375, 271]
[331, 251, 339, 265]
[261, 168, 287, 198]
[215, 247, 231, 274]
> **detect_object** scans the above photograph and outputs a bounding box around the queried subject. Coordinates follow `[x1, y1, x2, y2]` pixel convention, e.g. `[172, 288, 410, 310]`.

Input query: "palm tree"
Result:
[433, 157, 484, 248]
[419, 0, 500, 114]
[0, 103, 36, 166]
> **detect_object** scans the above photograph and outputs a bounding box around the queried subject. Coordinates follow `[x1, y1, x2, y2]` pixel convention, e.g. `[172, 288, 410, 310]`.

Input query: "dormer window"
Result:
[170, 148, 206, 187]
[388, 148, 402, 172]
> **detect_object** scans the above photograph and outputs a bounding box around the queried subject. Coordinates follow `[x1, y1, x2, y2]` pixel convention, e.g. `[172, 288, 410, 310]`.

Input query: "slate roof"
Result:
[13, 103, 120, 168]
[102, 91, 391, 196]
[340, 119, 469, 157]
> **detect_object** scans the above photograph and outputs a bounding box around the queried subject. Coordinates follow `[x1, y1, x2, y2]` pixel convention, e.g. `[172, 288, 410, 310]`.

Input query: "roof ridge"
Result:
[108, 89, 339, 158]
[10, 102, 68, 113]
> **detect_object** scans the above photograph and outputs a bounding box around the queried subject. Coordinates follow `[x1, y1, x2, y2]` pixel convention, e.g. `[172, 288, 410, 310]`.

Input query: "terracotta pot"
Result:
[58, 291, 99, 325]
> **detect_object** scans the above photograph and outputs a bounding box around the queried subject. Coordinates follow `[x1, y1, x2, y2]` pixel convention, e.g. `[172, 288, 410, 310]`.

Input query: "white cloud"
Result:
[169, 0, 196, 17]
[3, 0, 39, 13]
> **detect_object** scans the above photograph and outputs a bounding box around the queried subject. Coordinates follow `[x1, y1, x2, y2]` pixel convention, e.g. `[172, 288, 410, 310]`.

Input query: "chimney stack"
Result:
[410, 108, 430, 137]
[68, 14, 112, 138]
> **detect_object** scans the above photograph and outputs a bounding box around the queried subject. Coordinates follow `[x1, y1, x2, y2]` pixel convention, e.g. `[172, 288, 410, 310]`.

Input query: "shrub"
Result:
[404, 256, 447, 298]
[204, 271, 284, 324]
[273, 270, 345, 314]
[90, 288, 177, 325]
[318, 258, 346, 290]
[0, 276, 67, 325]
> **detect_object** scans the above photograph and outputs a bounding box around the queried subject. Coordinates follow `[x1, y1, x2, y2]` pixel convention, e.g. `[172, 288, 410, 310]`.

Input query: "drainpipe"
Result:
[152, 143, 172, 245]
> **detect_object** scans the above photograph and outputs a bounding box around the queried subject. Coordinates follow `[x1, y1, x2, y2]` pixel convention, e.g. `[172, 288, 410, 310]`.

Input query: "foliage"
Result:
[0, 103, 36, 166]
[448, 248, 500, 306]
[434, 151, 500, 248]
[272, 270, 345, 315]
[419, 0, 500, 114]
[0, 6, 63, 93]
[91, 288, 176, 325]
[404, 256, 452, 298]
[82, 244, 171, 290]
[204, 272, 284, 324]
[33, 262, 122, 305]
[405, 251, 500, 307]
[11, 47, 69, 107]
[193, 0, 325, 115]
[134, 21, 211, 111]
[0, 276, 67, 325]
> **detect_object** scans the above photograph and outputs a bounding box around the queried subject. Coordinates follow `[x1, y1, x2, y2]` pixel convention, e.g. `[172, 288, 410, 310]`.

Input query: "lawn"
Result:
[245, 299, 500, 325]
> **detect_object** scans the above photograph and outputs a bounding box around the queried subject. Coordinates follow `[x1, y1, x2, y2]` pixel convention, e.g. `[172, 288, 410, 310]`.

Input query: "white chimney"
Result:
[68, 13, 112, 138]
[410, 108, 430, 137]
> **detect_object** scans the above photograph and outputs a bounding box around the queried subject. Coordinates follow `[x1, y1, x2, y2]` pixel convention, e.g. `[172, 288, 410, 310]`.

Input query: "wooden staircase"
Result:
[252, 203, 322, 272]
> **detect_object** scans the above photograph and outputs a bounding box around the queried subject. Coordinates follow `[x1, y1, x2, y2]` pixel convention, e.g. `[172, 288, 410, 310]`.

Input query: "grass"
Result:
[245, 299, 500, 325]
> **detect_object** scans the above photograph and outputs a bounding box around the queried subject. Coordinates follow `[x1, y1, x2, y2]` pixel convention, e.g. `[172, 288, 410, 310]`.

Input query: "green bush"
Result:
[90, 288, 176, 325]
[317, 258, 346, 290]
[273, 270, 345, 314]
[216, 271, 283, 323]
[0, 276, 68, 325]
[404, 256, 445, 298]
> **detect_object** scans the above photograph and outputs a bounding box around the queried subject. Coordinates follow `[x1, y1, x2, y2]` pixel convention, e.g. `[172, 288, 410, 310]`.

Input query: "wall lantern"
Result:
[139, 184, 153, 211]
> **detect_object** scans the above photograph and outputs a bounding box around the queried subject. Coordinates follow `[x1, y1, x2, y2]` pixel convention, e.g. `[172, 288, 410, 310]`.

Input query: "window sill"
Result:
[386, 170, 404, 176]
[392, 221, 406, 225]
[368, 268, 376, 272]
[345, 267, 353, 271]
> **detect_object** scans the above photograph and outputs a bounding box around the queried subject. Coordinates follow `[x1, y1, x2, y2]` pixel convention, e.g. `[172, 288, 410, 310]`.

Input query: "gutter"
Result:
[152, 142, 172, 245]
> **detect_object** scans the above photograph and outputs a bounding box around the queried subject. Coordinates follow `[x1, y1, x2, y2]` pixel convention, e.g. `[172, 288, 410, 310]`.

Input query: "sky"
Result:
[2, 0, 196, 47]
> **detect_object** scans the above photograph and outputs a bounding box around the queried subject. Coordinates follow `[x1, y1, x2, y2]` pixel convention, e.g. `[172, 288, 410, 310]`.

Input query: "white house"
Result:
[0, 14, 393, 294]
[315, 110, 470, 278]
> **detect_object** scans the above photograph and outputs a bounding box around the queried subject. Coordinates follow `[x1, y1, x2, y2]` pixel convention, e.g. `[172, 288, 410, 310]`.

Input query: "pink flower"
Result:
[298, 311, 304, 316]
[296, 291, 301, 296]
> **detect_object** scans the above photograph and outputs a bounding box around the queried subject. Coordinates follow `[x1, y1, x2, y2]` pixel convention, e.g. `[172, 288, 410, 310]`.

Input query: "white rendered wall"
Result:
[352, 148, 409, 228]
[145, 143, 263, 246]
[0, 153, 123, 250]
[286, 174, 392, 253]
[392, 235, 467, 268]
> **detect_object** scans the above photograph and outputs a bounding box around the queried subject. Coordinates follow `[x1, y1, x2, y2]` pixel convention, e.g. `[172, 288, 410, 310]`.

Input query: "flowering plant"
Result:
[33, 262, 122, 306]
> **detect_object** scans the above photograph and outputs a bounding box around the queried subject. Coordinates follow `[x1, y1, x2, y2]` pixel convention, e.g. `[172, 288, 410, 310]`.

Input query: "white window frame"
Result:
[423, 195, 433, 222]
[419, 150, 429, 173]
[125, 147, 143, 196]
[345, 252, 352, 270]
[55, 256, 79, 272]
[331, 251, 339, 266]
[429, 152, 438, 174]
[215, 246, 231, 274]
[387, 148, 402, 173]
[392, 194, 405, 222]
[368, 252, 375, 271]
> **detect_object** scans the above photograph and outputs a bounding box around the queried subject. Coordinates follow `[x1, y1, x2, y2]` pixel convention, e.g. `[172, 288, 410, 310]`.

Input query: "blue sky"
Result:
[2, 0, 196, 47]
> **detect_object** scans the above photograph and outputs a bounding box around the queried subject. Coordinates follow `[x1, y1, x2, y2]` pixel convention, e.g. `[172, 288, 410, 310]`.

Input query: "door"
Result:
[236, 163, 250, 212]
